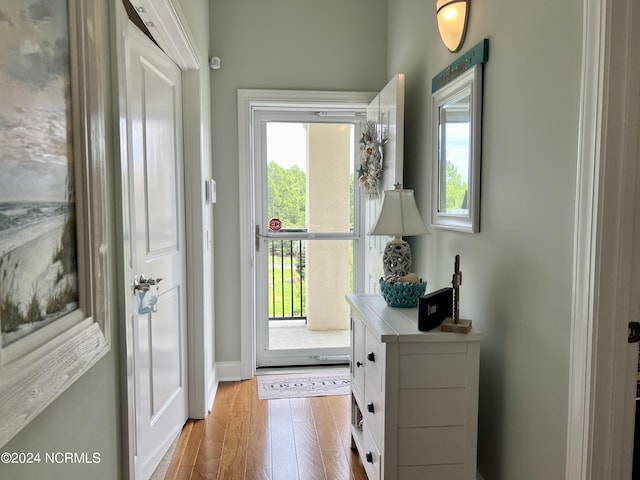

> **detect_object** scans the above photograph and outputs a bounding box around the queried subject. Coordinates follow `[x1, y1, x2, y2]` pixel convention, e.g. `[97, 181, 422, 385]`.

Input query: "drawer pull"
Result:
[356, 361, 363, 367]
[367, 402, 375, 413]
[367, 352, 375, 362]
[365, 451, 374, 463]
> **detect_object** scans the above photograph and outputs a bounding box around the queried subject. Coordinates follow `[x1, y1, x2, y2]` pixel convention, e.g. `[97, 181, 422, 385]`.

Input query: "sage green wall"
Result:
[388, 0, 582, 478]
[0, 357, 122, 479]
[209, 0, 388, 362]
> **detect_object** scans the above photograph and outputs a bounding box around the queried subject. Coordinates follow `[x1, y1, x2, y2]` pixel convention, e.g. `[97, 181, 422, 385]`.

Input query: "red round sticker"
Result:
[269, 218, 282, 232]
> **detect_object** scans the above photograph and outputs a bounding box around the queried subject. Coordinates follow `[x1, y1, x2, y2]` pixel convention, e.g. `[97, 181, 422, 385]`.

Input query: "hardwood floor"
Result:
[164, 377, 368, 480]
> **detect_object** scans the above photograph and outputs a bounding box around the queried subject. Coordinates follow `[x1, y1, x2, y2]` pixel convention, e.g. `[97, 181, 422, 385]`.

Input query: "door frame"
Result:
[566, 0, 640, 477]
[237, 90, 376, 379]
[113, 2, 211, 478]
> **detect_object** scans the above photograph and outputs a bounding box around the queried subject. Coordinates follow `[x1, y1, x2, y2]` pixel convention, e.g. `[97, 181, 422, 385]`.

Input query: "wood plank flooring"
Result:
[164, 377, 368, 480]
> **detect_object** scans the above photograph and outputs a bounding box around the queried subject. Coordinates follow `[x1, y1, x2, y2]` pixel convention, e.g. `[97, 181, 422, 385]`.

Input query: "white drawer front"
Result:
[399, 342, 467, 355]
[365, 329, 385, 392]
[352, 315, 365, 350]
[398, 426, 465, 466]
[399, 353, 466, 389]
[363, 375, 385, 448]
[398, 464, 464, 480]
[351, 340, 365, 401]
[362, 423, 381, 480]
[398, 388, 465, 428]
[351, 315, 365, 401]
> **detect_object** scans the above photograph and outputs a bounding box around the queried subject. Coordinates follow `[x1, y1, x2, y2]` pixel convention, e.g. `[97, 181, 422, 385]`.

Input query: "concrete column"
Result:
[306, 124, 351, 330]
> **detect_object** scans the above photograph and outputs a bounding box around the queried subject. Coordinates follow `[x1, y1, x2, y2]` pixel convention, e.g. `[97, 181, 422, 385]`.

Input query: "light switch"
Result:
[205, 179, 216, 204]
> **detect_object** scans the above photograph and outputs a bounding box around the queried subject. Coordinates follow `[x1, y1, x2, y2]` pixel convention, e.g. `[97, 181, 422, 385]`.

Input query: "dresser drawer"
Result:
[399, 353, 467, 389]
[352, 315, 365, 350]
[361, 423, 381, 480]
[398, 388, 465, 428]
[364, 375, 385, 448]
[351, 339, 365, 401]
[365, 329, 385, 393]
[398, 426, 465, 465]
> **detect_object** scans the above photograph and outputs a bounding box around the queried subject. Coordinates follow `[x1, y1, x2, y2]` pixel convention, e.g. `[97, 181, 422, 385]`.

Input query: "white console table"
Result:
[347, 294, 481, 480]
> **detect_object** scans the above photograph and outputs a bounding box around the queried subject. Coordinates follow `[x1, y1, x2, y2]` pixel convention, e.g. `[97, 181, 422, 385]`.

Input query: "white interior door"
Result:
[125, 24, 188, 480]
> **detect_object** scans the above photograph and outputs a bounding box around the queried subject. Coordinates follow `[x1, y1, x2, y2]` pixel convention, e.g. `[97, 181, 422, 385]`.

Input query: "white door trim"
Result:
[566, 0, 640, 477]
[237, 90, 375, 380]
[114, 2, 209, 479]
[125, 0, 200, 71]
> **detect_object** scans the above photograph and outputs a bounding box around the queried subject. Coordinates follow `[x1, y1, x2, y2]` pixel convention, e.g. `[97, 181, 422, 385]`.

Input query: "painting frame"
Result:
[0, 0, 112, 448]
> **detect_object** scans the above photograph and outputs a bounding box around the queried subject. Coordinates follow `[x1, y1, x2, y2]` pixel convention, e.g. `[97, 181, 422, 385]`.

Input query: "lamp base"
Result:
[382, 240, 412, 279]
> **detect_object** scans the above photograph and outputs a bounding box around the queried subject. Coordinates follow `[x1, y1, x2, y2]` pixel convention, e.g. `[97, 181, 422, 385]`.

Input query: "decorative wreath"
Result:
[357, 121, 383, 199]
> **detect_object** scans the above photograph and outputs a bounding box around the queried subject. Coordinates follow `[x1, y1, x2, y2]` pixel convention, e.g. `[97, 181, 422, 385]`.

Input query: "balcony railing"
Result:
[268, 235, 306, 322]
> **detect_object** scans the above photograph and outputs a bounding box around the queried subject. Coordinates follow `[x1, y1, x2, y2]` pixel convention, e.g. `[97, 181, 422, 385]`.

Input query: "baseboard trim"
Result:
[216, 361, 245, 381]
[206, 371, 218, 411]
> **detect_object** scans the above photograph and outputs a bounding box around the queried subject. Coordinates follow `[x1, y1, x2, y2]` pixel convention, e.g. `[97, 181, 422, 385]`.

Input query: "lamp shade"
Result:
[368, 189, 429, 237]
[436, 0, 470, 53]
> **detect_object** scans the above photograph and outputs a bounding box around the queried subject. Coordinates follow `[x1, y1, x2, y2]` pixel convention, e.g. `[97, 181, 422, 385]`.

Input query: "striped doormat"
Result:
[256, 369, 350, 400]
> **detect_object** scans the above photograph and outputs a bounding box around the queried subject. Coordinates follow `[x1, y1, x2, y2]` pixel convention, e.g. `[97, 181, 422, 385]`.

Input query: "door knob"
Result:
[133, 275, 163, 294]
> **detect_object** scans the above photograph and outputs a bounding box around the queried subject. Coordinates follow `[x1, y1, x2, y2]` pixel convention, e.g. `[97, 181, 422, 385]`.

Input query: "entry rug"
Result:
[257, 370, 350, 400]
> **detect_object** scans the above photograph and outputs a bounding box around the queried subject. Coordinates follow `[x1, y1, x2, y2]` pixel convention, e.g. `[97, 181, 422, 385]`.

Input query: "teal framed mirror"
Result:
[432, 62, 483, 233]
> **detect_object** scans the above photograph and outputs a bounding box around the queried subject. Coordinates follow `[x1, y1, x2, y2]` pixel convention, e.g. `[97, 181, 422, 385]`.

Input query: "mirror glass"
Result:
[437, 88, 470, 215]
[432, 64, 482, 232]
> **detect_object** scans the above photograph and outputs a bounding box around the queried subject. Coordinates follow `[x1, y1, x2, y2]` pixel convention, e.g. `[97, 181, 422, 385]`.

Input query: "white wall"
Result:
[388, 0, 582, 478]
[209, 0, 388, 363]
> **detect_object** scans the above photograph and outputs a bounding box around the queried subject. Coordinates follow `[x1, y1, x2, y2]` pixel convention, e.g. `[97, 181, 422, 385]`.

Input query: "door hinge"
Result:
[628, 322, 640, 343]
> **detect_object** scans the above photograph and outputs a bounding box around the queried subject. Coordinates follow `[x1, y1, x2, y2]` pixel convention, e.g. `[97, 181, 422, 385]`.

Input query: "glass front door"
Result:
[254, 113, 364, 367]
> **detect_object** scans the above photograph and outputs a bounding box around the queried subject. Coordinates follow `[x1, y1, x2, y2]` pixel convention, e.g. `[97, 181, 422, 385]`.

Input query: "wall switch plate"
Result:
[205, 179, 216, 204]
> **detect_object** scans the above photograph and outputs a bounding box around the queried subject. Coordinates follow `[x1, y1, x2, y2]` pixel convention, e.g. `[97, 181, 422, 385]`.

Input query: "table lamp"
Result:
[368, 186, 430, 280]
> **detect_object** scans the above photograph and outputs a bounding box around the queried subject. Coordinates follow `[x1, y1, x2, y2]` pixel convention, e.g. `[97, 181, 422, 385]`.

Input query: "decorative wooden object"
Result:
[441, 254, 472, 333]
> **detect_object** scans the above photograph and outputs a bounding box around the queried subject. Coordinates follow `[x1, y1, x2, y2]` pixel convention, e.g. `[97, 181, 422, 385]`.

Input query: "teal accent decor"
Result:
[379, 278, 427, 308]
[137, 291, 158, 314]
[432, 39, 489, 93]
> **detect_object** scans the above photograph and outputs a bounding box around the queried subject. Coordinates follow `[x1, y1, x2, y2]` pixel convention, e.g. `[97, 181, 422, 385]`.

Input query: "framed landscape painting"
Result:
[0, 0, 112, 447]
[0, 0, 79, 348]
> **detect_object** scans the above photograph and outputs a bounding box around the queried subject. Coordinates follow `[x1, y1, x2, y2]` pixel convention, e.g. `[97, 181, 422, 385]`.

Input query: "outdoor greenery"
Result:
[268, 251, 305, 318]
[446, 161, 469, 210]
[267, 239, 355, 319]
[267, 160, 355, 229]
[267, 161, 306, 229]
[266, 162, 306, 318]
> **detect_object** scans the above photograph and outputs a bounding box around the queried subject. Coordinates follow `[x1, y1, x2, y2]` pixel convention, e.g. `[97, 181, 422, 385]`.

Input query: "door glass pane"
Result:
[266, 122, 355, 233]
[267, 239, 352, 350]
